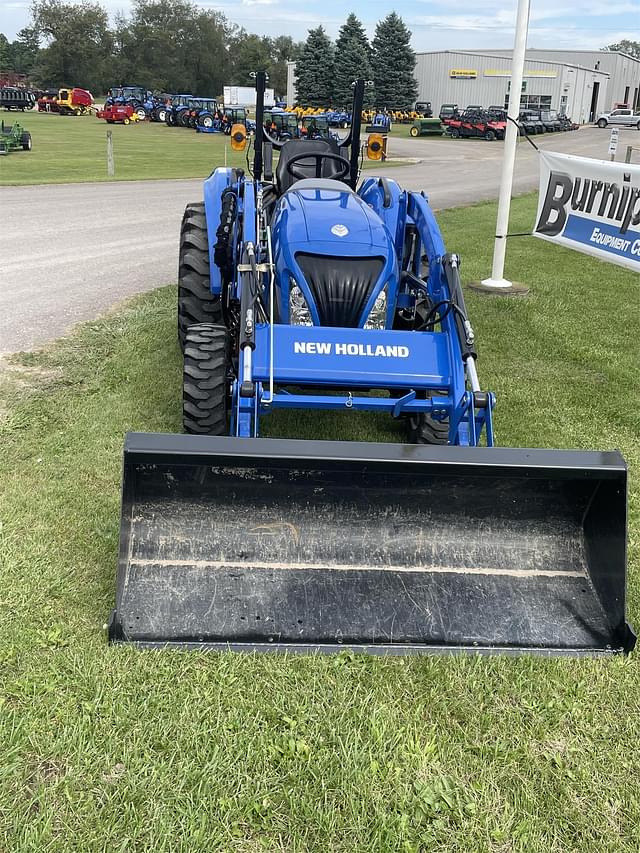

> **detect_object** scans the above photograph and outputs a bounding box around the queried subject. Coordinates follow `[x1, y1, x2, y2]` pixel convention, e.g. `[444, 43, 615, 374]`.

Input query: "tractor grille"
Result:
[296, 253, 384, 327]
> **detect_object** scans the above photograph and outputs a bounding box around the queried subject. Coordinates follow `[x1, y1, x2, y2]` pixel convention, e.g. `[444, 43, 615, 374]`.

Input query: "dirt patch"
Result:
[0, 353, 66, 427]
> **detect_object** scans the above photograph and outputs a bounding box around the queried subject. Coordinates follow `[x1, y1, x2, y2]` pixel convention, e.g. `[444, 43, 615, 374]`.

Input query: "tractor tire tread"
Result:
[178, 202, 223, 349]
[406, 413, 449, 445]
[183, 324, 228, 435]
[406, 390, 450, 445]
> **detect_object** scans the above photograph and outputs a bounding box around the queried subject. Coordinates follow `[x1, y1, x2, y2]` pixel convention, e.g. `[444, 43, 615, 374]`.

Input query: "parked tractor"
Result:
[326, 110, 351, 128]
[223, 107, 252, 134]
[108, 72, 635, 658]
[186, 98, 219, 128]
[300, 114, 335, 140]
[366, 112, 391, 133]
[0, 120, 32, 154]
[165, 95, 195, 127]
[263, 110, 299, 140]
[150, 95, 172, 123]
[106, 85, 151, 119]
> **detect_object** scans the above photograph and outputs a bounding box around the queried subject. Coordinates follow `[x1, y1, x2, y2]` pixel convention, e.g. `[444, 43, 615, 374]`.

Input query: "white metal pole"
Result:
[480, 0, 531, 289]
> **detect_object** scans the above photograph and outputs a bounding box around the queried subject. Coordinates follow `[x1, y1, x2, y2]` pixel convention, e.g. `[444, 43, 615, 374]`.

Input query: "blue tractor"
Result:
[109, 74, 634, 658]
[366, 111, 392, 133]
[327, 109, 351, 128]
[164, 94, 194, 126]
[186, 98, 219, 128]
[106, 85, 153, 119]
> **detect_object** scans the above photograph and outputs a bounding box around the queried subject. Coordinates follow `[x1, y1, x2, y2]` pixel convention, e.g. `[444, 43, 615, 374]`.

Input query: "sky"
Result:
[1, 0, 639, 50]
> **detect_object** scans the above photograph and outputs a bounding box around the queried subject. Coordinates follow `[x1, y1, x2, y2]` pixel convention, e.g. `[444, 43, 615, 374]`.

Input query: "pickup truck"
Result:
[595, 108, 640, 129]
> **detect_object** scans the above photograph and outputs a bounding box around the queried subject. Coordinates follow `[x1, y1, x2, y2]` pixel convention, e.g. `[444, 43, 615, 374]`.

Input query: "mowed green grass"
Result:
[1, 195, 639, 851]
[0, 110, 410, 186]
[0, 110, 249, 185]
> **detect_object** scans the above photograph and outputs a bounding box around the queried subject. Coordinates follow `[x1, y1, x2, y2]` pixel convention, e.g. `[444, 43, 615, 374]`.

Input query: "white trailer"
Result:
[223, 85, 275, 108]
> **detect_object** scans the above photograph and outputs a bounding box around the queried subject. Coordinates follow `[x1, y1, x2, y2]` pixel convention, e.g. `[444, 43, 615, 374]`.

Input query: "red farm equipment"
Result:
[96, 104, 140, 125]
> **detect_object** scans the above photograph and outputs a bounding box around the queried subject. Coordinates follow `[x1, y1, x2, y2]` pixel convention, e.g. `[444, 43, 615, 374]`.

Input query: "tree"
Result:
[0, 33, 11, 69]
[10, 27, 40, 75]
[333, 13, 374, 109]
[230, 31, 272, 87]
[117, 0, 231, 95]
[294, 26, 334, 107]
[269, 35, 303, 97]
[603, 40, 640, 59]
[31, 0, 113, 91]
[371, 12, 417, 110]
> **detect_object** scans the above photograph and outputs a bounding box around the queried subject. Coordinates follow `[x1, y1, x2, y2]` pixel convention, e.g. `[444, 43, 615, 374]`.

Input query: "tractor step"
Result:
[110, 434, 634, 655]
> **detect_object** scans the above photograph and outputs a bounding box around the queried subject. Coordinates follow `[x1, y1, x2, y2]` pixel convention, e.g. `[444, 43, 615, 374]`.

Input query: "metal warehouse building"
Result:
[286, 48, 639, 121]
[415, 49, 640, 123]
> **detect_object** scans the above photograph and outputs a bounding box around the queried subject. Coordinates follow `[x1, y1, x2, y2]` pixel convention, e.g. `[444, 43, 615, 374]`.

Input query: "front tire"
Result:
[178, 202, 223, 350]
[597, 119, 607, 128]
[183, 324, 229, 435]
[406, 406, 449, 445]
[21, 132, 32, 151]
[449, 127, 460, 138]
[410, 126, 419, 137]
[485, 129, 496, 141]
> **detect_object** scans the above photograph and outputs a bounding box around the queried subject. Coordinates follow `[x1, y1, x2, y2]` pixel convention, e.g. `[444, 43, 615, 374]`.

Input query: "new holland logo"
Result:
[330, 224, 349, 237]
[294, 341, 410, 358]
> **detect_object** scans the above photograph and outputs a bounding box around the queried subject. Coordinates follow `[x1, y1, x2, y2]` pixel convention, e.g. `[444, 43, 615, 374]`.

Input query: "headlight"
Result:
[364, 287, 387, 330]
[289, 281, 313, 326]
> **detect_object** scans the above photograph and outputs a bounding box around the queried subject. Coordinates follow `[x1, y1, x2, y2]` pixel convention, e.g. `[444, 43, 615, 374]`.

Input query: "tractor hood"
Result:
[272, 181, 393, 255]
[271, 180, 398, 327]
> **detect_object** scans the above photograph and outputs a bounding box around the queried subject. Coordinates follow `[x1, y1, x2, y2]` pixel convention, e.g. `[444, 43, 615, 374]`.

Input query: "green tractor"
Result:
[0, 120, 32, 155]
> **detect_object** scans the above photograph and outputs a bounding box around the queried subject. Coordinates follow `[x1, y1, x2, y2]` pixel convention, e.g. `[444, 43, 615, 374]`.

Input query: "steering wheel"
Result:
[286, 151, 350, 182]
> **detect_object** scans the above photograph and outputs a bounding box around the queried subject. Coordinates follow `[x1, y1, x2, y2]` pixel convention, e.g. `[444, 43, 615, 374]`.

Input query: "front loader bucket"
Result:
[109, 433, 635, 656]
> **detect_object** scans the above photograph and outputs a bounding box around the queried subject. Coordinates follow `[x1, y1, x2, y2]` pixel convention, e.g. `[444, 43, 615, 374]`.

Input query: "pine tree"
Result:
[333, 13, 374, 109]
[294, 26, 334, 107]
[371, 13, 418, 110]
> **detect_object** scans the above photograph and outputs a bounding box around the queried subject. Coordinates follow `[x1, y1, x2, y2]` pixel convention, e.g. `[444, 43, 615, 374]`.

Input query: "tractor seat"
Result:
[275, 138, 347, 194]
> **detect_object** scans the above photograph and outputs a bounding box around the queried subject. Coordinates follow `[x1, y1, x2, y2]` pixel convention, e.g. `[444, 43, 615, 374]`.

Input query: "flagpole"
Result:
[477, 0, 532, 293]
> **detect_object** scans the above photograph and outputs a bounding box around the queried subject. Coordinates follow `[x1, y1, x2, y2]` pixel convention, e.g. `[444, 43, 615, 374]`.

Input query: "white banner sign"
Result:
[534, 150, 640, 272]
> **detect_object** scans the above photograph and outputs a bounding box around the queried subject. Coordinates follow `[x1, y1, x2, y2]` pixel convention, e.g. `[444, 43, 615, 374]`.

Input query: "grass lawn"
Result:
[0, 111, 410, 186]
[0, 111, 252, 186]
[1, 193, 639, 851]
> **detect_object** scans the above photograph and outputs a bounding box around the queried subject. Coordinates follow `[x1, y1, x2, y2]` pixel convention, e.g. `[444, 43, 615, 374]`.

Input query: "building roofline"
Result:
[414, 49, 611, 75]
[523, 48, 640, 64]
